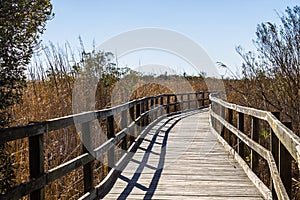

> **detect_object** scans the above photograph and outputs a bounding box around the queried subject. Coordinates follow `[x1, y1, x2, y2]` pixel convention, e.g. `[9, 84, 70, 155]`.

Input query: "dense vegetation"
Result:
[0, 0, 53, 194]
[0, 2, 299, 199]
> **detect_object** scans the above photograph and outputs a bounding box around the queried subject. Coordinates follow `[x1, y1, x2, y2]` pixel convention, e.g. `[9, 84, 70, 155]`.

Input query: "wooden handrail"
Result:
[0, 92, 209, 144]
[210, 93, 299, 200]
[210, 95, 300, 162]
[210, 111, 288, 200]
[0, 91, 209, 200]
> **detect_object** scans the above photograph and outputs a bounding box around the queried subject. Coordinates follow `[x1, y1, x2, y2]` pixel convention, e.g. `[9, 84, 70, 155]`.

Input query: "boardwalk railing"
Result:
[0, 92, 209, 200]
[210, 94, 300, 200]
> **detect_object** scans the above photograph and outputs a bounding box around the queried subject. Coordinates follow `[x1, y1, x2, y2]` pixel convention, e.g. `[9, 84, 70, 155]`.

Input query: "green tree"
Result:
[0, 0, 53, 193]
[0, 0, 53, 126]
[80, 48, 130, 109]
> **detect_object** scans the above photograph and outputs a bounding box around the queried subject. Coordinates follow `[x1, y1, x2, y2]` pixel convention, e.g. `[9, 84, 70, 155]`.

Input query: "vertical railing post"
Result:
[271, 112, 280, 165]
[107, 114, 115, 171]
[82, 122, 94, 193]
[187, 93, 190, 109]
[150, 97, 154, 121]
[180, 94, 184, 112]
[121, 109, 128, 150]
[251, 116, 259, 173]
[216, 103, 221, 133]
[29, 134, 45, 200]
[174, 95, 178, 111]
[136, 101, 141, 133]
[280, 122, 292, 198]
[237, 112, 245, 158]
[227, 109, 233, 146]
[154, 97, 158, 119]
[155, 97, 159, 119]
[155, 96, 159, 106]
[129, 104, 135, 144]
[210, 101, 215, 130]
[220, 105, 225, 138]
[196, 93, 199, 108]
[145, 98, 149, 125]
[202, 92, 205, 107]
[160, 96, 164, 116]
[193, 93, 197, 109]
[140, 100, 145, 128]
[270, 112, 280, 197]
[270, 112, 280, 199]
[167, 95, 170, 114]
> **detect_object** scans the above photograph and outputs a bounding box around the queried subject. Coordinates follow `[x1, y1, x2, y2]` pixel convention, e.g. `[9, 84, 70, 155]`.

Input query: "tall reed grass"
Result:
[7, 41, 210, 199]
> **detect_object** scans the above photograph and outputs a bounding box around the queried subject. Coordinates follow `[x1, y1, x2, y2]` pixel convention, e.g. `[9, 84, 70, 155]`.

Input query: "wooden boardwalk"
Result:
[2, 92, 296, 199]
[104, 109, 264, 199]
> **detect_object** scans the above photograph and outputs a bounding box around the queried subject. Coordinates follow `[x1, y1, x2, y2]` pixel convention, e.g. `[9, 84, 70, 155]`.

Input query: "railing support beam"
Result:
[251, 116, 259, 173]
[121, 109, 128, 150]
[280, 122, 292, 198]
[82, 122, 94, 193]
[129, 105, 135, 144]
[202, 92, 205, 107]
[227, 109, 233, 146]
[187, 94, 190, 110]
[167, 95, 171, 114]
[107, 115, 115, 171]
[270, 112, 280, 199]
[220, 106, 225, 138]
[29, 134, 45, 200]
[237, 112, 245, 158]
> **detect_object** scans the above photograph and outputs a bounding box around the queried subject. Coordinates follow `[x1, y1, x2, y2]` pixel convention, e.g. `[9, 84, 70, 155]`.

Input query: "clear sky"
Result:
[41, 0, 299, 77]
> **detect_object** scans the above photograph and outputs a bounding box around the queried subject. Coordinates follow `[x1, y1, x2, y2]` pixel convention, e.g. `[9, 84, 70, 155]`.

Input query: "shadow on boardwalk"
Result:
[105, 110, 204, 199]
[104, 109, 263, 200]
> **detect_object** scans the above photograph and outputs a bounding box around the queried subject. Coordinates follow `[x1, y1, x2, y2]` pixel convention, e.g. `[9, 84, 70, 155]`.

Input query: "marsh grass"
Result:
[5, 41, 212, 199]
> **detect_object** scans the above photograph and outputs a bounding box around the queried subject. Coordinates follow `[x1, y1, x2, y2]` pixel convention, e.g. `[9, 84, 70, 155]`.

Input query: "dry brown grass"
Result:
[6, 74, 209, 199]
[9, 74, 300, 199]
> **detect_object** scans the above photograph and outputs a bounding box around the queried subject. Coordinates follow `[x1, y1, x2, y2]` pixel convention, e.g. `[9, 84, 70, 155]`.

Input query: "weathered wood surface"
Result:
[104, 109, 263, 199]
[210, 110, 288, 199]
[210, 95, 300, 165]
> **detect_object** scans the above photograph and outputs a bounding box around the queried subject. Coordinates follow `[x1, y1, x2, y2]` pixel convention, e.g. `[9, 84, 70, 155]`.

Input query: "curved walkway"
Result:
[104, 109, 263, 199]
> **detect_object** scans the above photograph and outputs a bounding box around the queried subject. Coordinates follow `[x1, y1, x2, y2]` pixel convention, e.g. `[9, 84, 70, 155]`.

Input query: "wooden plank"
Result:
[104, 110, 264, 199]
[210, 123, 271, 200]
[47, 153, 94, 183]
[0, 175, 46, 200]
[0, 122, 45, 144]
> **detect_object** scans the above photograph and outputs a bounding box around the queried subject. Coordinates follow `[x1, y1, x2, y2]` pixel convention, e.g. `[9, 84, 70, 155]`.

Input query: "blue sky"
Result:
[42, 0, 299, 76]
